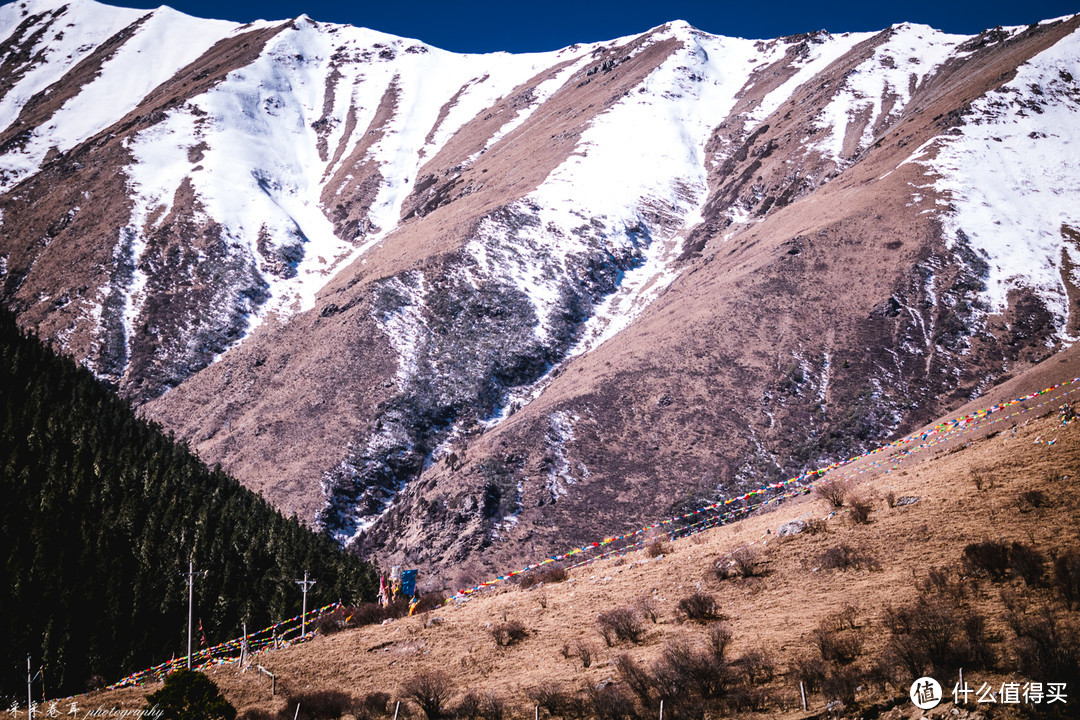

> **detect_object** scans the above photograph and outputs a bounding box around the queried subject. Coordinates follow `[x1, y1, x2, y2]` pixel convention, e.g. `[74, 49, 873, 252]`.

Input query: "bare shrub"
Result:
[727, 686, 769, 712]
[818, 543, 880, 571]
[963, 540, 1011, 580]
[848, 496, 873, 525]
[238, 711, 275, 720]
[358, 692, 392, 717]
[313, 606, 350, 635]
[528, 681, 578, 717]
[401, 670, 453, 720]
[882, 595, 993, 677]
[812, 620, 863, 664]
[653, 639, 734, 705]
[814, 479, 851, 508]
[824, 605, 858, 632]
[585, 683, 637, 720]
[597, 607, 645, 646]
[970, 468, 991, 491]
[821, 665, 862, 705]
[885, 491, 897, 508]
[735, 649, 775, 683]
[1008, 605, 1080, 682]
[615, 654, 655, 707]
[1017, 489, 1047, 511]
[283, 690, 357, 720]
[676, 592, 724, 624]
[646, 538, 670, 558]
[574, 639, 594, 668]
[453, 691, 505, 720]
[636, 596, 659, 624]
[791, 653, 825, 694]
[1053, 547, 1080, 609]
[490, 620, 528, 646]
[1009, 542, 1046, 586]
[412, 593, 447, 614]
[731, 546, 765, 577]
[706, 624, 732, 662]
[805, 518, 829, 535]
[518, 566, 568, 589]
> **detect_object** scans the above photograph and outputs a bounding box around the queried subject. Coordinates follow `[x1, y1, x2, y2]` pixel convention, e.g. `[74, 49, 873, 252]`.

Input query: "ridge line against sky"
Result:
[81, 0, 1080, 54]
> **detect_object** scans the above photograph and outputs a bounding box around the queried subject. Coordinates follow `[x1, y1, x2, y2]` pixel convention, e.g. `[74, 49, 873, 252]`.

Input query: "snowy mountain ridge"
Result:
[2, 0, 1080, 572]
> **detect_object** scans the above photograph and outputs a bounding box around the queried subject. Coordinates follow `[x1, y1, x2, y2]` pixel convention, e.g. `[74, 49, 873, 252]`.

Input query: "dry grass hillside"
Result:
[82, 369, 1080, 719]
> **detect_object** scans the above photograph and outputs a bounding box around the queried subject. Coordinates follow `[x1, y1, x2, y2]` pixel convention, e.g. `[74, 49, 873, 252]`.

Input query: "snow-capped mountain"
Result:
[2, 0, 1079, 575]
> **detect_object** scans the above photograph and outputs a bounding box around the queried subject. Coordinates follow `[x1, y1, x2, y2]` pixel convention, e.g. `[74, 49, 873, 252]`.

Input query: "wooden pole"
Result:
[393, 701, 400, 720]
[659, 699, 664, 720]
[800, 681, 807, 712]
[27, 655, 32, 719]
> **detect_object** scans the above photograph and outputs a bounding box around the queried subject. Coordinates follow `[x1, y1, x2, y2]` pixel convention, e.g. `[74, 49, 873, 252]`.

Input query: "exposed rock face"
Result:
[2, 0, 1079, 578]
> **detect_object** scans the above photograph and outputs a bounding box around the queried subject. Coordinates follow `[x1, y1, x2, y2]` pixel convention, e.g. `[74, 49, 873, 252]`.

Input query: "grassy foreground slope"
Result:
[82, 352, 1080, 719]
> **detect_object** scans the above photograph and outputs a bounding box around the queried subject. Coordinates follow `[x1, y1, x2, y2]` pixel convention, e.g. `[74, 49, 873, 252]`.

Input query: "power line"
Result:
[294, 571, 316, 637]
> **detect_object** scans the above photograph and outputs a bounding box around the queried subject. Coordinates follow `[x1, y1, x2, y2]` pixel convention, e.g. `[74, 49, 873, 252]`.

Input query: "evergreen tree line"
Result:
[0, 309, 378, 697]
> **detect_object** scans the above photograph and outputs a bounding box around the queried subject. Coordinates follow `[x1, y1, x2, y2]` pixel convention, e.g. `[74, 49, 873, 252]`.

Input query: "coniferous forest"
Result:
[0, 310, 378, 697]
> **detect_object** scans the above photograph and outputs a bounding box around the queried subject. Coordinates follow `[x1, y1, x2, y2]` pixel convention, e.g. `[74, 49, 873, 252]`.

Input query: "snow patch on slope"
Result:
[0, 3, 237, 191]
[813, 24, 966, 165]
[920, 27, 1080, 334]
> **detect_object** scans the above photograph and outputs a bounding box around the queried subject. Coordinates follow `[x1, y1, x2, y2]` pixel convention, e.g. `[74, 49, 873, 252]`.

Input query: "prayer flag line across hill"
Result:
[98, 376, 1080, 690]
[453, 375, 1080, 598]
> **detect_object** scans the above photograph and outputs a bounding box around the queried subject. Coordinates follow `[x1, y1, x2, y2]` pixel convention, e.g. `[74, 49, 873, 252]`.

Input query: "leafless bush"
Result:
[791, 653, 825, 694]
[1017, 489, 1046, 511]
[821, 665, 862, 705]
[615, 654, 655, 707]
[1007, 605, 1080, 682]
[489, 620, 528, 646]
[646, 538, 670, 558]
[824, 604, 858, 632]
[735, 649, 775, 684]
[963, 540, 1011, 580]
[707, 624, 732, 662]
[1010, 542, 1046, 586]
[814, 479, 851, 508]
[885, 491, 896, 508]
[528, 682, 579, 718]
[1054, 547, 1080, 609]
[805, 517, 829, 535]
[731, 546, 765, 577]
[401, 670, 453, 720]
[585, 683, 637, 720]
[357, 692, 392, 718]
[518, 566, 568, 589]
[455, 691, 506, 720]
[412, 593, 447, 614]
[818, 543, 880, 571]
[575, 639, 595, 668]
[283, 690, 357, 720]
[676, 592, 724, 624]
[597, 607, 645, 646]
[848, 496, 873, 524]
[812, 620, 863, 665]
[636, 596, 659, 623]
[653, 639, 734, 705]
[970, 468, 992, 491]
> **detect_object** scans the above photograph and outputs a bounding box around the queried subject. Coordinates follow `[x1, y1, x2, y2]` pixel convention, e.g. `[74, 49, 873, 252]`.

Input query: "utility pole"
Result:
[295, 571, 316, 636]
[182, 561, 205, 670]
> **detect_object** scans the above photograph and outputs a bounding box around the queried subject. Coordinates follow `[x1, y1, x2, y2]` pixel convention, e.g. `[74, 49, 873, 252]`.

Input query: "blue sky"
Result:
[110, 0, 1080, 52]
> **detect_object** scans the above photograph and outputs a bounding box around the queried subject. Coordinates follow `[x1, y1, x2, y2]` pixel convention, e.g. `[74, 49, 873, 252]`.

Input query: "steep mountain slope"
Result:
[0, 308, 376, 697]
[76, 358, 1080, 717]
[1, 0, 1079, 577]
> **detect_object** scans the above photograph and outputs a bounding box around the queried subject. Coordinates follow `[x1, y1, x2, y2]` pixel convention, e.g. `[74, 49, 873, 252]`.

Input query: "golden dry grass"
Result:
[77, 390, 1080, 719]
